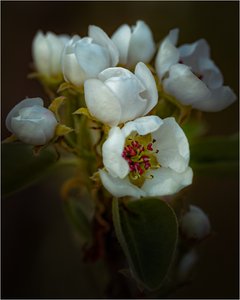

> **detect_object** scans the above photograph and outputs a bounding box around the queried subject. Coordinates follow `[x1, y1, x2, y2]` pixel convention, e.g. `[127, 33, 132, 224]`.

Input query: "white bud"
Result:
[112, 20, 156, 66]
[32, 31, 70, 77]
[177, 250, 198, 281]
[6, 98, 58, 145]
[180, 205, 211, 240]
[62, 26, 119, 86]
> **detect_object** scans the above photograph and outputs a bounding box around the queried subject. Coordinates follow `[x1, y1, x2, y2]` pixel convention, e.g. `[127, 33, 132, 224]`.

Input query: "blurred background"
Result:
[1, 1, 239, 298]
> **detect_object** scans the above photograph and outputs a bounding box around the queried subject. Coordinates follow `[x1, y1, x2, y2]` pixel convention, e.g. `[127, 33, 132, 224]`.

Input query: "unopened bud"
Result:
[180, 205, 211, 240]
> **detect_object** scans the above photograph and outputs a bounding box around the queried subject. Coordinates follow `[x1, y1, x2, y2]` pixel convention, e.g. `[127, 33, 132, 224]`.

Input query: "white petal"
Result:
[46, 32, 64, 75]
[11, 119, 47, 145]
[32, 31, 51, 76]
[142, 167, 193, 197]
[64, 35, 81, 54]
[102, 127, 129, 178]
[99, 169, 145, 199]
[134, 62, 158, 115]
[74, 40, 110, 77]
[152, 117, 190, 173]
[128, 20, 156, 66]
[111, 24, 131, 65]
[122, 116, 163, 138]
[198, 58, 223, 89]
[163, 64, 211, 105]
[89, 25, 119, 66]
[155, 28, 180, 79]
[84, 78, 121, 126]
[178, 39, 210, 72]
[62, 52, 87, 86]
[99, 67, 148, 123]
[6, 97, 43, 132]
[192, 85, 237, 112]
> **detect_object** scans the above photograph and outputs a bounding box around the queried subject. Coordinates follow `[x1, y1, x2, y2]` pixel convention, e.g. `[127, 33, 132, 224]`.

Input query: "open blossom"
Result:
[32, 31, 70, 77]
[99, 115, 193, 199]
[62, 25, 119, 86]
[155, 29, 237, 112]
[6, 98, 57, 145]
[84, 62, 158, 126]
[111, 20, 156, 67]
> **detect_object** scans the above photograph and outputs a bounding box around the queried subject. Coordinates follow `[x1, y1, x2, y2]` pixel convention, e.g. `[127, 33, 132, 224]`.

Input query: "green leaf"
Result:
[112, 198, 178, 291]
[190, 134, 239, 176]
[63, 196, 94, 248]
[2, 142, 58, 197]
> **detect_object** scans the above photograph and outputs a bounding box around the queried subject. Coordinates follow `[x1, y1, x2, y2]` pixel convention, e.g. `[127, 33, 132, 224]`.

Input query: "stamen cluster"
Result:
[122, 138, 157, 178]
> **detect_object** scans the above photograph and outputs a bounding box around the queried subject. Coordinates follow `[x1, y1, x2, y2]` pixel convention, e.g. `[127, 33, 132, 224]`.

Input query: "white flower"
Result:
[112, 20, 156, 67]
[62, 26, 119, 86]
[99, 115, 193, 199]
[32, 31, 70, 77]
[6, 98, 58, 145]
[155, 29, 237, 111]
[84, 62, 158, 126]
[180, 205, 211, 240]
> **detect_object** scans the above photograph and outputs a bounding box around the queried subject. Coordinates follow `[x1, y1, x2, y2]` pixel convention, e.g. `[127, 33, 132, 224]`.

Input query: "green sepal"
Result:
[112, 197, 178, 291]
[55, 124, 74, 136]
[2, 142, 59, 197]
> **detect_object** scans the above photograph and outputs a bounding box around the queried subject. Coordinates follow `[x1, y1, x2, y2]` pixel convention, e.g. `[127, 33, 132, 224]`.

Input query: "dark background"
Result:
[1, 1, 239, 298]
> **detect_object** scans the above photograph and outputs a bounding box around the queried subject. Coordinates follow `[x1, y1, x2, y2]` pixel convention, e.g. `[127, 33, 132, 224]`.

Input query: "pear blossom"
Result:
[99, 115, 193, 199]
[6, 98, 58, 145]
[155, 29, 237, 112]
[112, 20, 156, 67]
[32, 31, 70, 77]
[180, 205, 211, 240]
[84, 62, 158, 126]
[62, 25, 119, 86]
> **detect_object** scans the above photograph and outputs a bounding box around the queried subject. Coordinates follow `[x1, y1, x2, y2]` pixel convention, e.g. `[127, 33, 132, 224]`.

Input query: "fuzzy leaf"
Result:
[112, 198, 178, 291]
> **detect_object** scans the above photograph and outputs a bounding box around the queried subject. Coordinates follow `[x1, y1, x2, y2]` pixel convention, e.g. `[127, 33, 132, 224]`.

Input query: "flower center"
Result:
[122, 133, 160, 187]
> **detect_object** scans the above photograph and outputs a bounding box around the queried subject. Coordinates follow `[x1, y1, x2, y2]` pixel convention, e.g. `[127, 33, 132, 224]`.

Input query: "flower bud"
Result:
[112, 20, 156, 66]
[62, 26, 119, 86]
[180, 205, 211, 240]
[177, 250, 198, 282]
[6, 98, 58, 145]
[32, 31, 70, 77]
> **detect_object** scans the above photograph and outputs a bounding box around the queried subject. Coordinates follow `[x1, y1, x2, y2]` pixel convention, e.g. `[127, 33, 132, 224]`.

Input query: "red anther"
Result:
[129, 164, 135, 171]
[129, 148, 137, 156]
[131, 141, 139, 148]
[147, 143, 153, 151]
[142, 155, 149, 162]
[144, 162, 151, 170]
[137, 166, 144, 175]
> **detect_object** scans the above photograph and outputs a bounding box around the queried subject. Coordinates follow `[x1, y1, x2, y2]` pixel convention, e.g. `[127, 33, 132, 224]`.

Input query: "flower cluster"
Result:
[4, 19, 237, 294]
[6, 20, 236, 202]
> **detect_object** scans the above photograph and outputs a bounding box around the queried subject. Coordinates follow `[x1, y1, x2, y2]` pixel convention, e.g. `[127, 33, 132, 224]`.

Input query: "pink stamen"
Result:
[122, 138, 160, 177]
